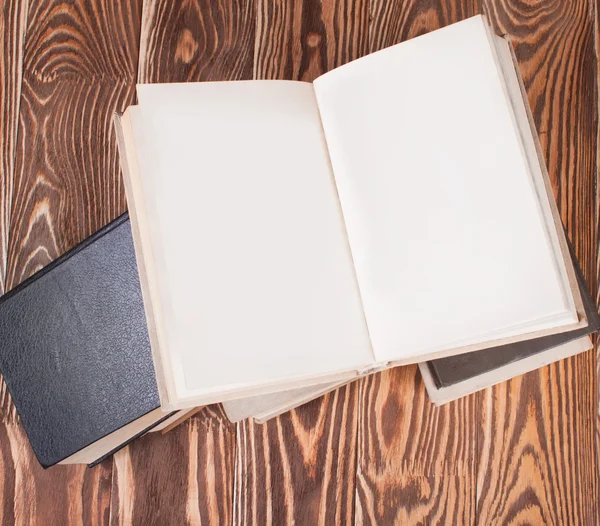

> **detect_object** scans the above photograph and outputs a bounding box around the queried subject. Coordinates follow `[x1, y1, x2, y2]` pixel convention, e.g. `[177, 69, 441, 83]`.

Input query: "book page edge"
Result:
[481, 15, 585, 324]
[113, 110, 177, 409]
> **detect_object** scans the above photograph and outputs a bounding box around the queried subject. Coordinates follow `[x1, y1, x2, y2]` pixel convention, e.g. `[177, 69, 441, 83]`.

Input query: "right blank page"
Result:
[313, 15, 577, 363]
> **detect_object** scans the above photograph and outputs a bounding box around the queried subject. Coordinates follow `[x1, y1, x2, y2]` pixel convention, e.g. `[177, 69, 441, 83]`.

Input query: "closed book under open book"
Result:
[0, 215, 171, 467]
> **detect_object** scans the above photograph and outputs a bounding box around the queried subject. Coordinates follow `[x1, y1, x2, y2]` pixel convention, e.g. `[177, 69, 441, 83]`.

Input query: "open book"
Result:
[115, 15, 589, 411]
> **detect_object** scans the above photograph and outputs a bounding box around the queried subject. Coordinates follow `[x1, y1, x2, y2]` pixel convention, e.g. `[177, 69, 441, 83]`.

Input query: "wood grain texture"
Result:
[139, 0, 255, 83]
[234, 1, 369, 524]
[356, 367, 477, 525]
[476, 2, 598, 524]
[368, 0, 477, 52]
[476, 363, 597, 525]
[254, 0, 369, 80]
[235, 383, 360, 526]
[22, 0, 141, 81]
[0, 0, 29, 421]
[7, 0, 142, 286]
[0, 418, 112, 525]
[110, 406, 235, 526]
[0, 0, 28, 296]
[6, 78, 135, 289]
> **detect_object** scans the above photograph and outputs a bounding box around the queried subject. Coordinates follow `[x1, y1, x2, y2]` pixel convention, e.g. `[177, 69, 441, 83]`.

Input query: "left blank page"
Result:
[130, 81, 373, 405]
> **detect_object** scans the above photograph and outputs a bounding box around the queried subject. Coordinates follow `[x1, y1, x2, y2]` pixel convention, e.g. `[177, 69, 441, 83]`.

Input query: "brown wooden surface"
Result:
[0, 0, 28, 422]
[0, 0, 597, 524]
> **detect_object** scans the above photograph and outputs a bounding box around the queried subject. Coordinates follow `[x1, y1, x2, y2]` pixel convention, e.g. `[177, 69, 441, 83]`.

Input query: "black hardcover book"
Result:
[0, 213, 170, 468]
[426, 260, 600, 390]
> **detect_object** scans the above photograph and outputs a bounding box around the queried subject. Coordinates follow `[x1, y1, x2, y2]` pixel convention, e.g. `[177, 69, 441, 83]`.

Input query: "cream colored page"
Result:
[313, 16, 576, 363]
[134, 81, 373, 396]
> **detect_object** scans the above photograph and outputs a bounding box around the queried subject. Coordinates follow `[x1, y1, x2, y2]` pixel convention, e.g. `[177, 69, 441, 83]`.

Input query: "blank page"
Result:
[313, 16, 577, 363]
[133, 81, 373, 398]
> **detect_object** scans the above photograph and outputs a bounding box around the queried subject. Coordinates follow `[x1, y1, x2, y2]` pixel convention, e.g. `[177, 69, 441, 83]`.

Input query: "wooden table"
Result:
[0, 0, 597, 524]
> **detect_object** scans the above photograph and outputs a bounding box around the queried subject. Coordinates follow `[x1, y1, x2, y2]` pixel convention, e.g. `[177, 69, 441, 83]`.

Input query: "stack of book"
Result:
[1, 15, 597, 468]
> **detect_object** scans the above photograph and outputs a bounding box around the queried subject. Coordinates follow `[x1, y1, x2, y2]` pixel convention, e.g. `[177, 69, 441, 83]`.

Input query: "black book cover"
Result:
[427, 260, 600, 388]
[0, 213, 163, 467]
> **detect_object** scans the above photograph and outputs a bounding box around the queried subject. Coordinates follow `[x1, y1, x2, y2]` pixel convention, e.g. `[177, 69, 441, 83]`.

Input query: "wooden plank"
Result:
[139, 0, 255, 83]
[235, 383, 360, 526]
[6, 78, 136, 289]
[21, 0, 141, 81]
[0, 0, 28, 295]
[6, 0, 142, 288]
[369, 0, 477, 52]
[0, 0, 28, 420]
[110, 407, 236, 526]
[356, 367, 478, 525]
[253, 0, 369, 81]
[476, 1, 598, 524]
[234, 1, 368, 524]
[356, 3, 480, 524]
[0, 417, 112, 525]
[108, 1, 255, 522]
